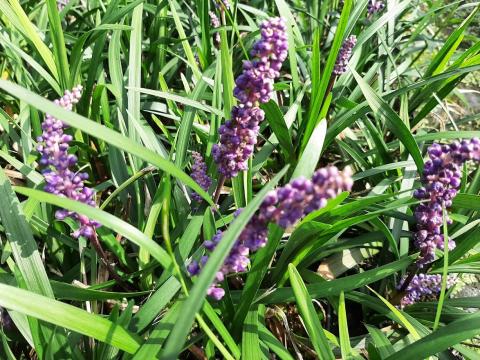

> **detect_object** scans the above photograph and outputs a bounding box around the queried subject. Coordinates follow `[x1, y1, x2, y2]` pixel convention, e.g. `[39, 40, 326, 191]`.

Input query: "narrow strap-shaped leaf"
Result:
[133, 302, 181, 359]
[14, 187, 172, 269]
[232, 225, 284, 336]
[0, 168, 54, 298]
[168, 0, 202, 80]
[0, 283, 141, 354]
[3, 0, 58, 79]
[384, 312, 480, 360]
[288, 264, 335, 360]
[45, 0, 70, 89]
[258, 323, 294, 360]
[365, 325, 396, 358]
[338, 291, 353, 358]
[0, 168, 72, 356]
[161, 166, 289, 359]
[262, 100, 294, 159]
[367, 287, 420, 340]
[127, 3, 144, 152]
[351, 69, 424, 172]
[242, 304, 262, 360]
[255, 255, 415, 303]
[129, 276, 181, 333]
[0, 80, 213, 205]
[304, 0, 352, 145]
[291, 119, 327, 179]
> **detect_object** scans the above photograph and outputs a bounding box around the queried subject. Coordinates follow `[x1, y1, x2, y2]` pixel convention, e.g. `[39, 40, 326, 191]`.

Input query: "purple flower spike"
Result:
[190, 151, 212, 202]
[399, 274, 454, 307]
[367, 0, 385, 16]
[333, 35, 356, 75]
[213, 17, 288, 178]
[189, 166, 353, 300]
[37, 86, 100, 240]
[413, 139, 480, 266]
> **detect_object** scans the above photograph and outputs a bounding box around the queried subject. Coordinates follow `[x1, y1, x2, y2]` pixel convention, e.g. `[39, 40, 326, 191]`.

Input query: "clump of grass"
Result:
[0, 0, 479, 359]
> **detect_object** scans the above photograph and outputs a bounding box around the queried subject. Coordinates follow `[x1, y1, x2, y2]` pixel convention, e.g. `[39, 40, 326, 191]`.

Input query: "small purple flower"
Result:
[189, 166, 353, 300]
[399, 274, 454, 306]
[37, 86, 100, 239]
[413, 139, 480, 266]
[213, 17, 288, 178]
[367, 0, 385, 16]
[333, 35, 356, 75]
[190, 151, 212, 202]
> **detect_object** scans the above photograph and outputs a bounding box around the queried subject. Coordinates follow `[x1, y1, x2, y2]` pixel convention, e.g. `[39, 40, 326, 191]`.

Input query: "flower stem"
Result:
[399, 268, 417, 292]
[162, 176, 235, 360]
[213, 175, 226, 205]
[325, 74, 336, 101]
[90, 232, 132, 292]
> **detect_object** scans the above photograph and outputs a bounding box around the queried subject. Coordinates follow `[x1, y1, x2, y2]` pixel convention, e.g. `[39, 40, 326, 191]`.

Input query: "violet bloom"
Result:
[212, 17, 288, 178]
[190, 151, 212, 202]
[37, 86, 100, 239]
[399, 274, 453, 307]
[413, 139, 480, 266]
[367, 0, 385, 16]
[189, 166, 353, 300]
[333, 35, 356, 75]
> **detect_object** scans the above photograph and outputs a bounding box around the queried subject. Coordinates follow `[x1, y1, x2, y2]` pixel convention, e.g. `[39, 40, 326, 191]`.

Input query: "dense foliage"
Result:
[0, 0, 479, 358]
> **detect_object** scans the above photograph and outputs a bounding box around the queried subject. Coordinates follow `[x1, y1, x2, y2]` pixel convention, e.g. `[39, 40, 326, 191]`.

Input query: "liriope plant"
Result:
[0, 0, 479, 359]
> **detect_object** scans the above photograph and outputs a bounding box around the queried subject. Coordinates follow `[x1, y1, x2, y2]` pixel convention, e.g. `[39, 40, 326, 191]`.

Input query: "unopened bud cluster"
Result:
[212, 17, 288, 178]
[413, 139, 480, 266]
[367, 0, 385, 16]
[399, 274, 454, 306]
[333, 35, 356, 75]
[190, 151, 212, 202]
[37, 86, 100, 239]
[189, 166, 353, 300]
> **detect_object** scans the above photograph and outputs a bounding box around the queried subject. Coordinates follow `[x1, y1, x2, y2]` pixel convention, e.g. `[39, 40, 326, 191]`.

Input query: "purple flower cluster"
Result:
[190, 151, 212, 202]
[189, 166, 353, 300]
[333, 35, 356, 75]
[209, 11, 221, 45]
[212, 17, 288, 178]
[399, 274, 453, 306]
[413, 139, 480, 266]
[214, 0, 230, 10]
[37, 86, 100, 239]
[57, 0, 68, 11]
[367, 0, 385, 16]
[209, 11, 220, 28]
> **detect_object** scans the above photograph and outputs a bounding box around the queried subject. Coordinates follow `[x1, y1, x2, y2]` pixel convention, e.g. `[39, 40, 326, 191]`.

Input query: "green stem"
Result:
[90, 232, 132, 292]
[100, 166, 155, 210]
[433, 207, 450, 330]
[161, 177, 235, 359]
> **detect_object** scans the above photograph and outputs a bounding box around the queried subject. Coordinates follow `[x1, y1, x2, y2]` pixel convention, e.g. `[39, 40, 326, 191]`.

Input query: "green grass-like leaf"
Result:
[161, 167, 289, 359]
[0, 283, 141, 353]
[0, 80, 213, 205]
[288, 264, 335, 360]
